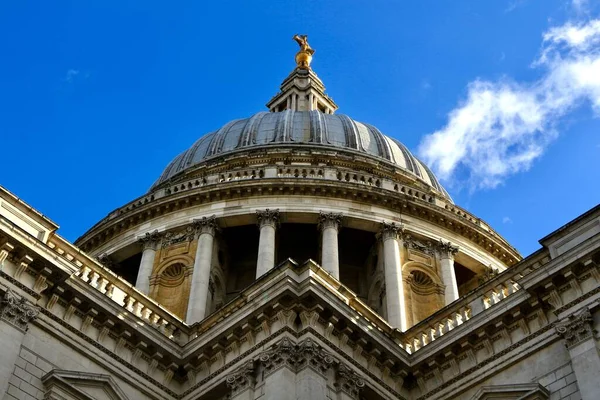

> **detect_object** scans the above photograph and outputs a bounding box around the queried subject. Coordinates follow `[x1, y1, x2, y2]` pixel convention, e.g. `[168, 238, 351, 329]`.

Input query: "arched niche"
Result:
[149, 256, 193, 319]
[403, 261, 444, 328]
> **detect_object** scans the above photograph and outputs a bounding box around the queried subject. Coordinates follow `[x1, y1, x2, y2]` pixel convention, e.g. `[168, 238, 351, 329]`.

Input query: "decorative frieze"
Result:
[555, 307, 595, 349]
[162, 226, 195, 248]
[0, 289, 40, 332]
[138, 230, 163, 251]
[256, 208, 280, 228]
[403, 234, 434, 255]
[318, 211, 343, 231]
[380, 222, 404, 241]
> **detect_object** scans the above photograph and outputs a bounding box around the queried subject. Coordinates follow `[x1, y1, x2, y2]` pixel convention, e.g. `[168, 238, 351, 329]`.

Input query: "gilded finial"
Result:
[293, 34, 314, 69]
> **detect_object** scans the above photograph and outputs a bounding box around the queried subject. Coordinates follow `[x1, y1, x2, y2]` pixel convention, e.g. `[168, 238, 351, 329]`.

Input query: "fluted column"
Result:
[380, 222, 407, 331]
[318, 212, 342, 279]
[135, 230, 162, 295]
[256, 209, 280, 278]
[186, 216, 218, 325]
[437, 240, 459, 305]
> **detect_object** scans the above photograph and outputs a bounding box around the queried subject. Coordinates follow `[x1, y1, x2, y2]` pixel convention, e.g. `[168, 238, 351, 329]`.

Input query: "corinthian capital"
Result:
[436, 239, 459, 258]
[1, 290, 40, 332]
[555, 307, 596, 349]
[257, 209, 280, 228]
[138, 230, 163, 251]
[380, 222, 404, 241]
[336, 364, 366, 399]
[225, 360, 255, 396]
[318, 212, 343, 231]
[192, 215, 218, 237]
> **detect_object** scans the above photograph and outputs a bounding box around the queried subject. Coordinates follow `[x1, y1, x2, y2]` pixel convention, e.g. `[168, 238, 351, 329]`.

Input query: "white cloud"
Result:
[64, 69, 80, 83]
[418, 16, 600, 190]
[502, 216, 513, 224]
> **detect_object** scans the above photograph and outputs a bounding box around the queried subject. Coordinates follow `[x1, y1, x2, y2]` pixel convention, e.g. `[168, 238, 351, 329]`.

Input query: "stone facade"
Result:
[1, 184, 599, 400]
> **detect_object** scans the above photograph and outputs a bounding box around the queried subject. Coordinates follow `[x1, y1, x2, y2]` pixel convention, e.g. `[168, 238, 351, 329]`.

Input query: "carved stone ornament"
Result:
[161, 226, 195, 248]
[258, 337, 335, 377]
[318, 212, 343, 231]
[555, 307, 596, 349]
[256, 209, 280, 228]
[0, 290, 40, 332]
[258, 336, 296, 376]
[403, 234, 434, 256]
[380, 222, 404, 241]
[96, 253, 115, 269]
[192, 215, 218, 237]
[138, 230, 163, 251]
[335, 363, 366, 399]
[436, 239, 459, 258]
[225, 360, 255, 396]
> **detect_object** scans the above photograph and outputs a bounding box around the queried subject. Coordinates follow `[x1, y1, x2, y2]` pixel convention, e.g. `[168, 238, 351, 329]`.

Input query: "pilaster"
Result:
[555, 306, 600, 400]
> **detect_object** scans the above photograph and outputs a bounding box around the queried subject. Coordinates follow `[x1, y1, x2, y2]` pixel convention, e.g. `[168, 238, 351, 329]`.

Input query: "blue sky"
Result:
[0, 1, 598, 256]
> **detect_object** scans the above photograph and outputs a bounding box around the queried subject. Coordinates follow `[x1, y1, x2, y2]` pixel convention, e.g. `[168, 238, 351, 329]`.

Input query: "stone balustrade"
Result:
[48, 238, 185, 341]
[403, 270, 522, 354]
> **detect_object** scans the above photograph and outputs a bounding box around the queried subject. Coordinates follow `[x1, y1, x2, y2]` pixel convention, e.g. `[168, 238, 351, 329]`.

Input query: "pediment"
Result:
[470, 383, 549, 400]
[42, 370, 130, 400]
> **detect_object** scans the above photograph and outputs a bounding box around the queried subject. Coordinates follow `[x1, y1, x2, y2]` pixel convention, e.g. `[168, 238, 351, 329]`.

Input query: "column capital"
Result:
[318, 212, 343, 231]
[380, 222, 404, 241]
[256, 209, 280, 228]
[225, 360, 255, 396]
[555, 307, 596, 349]
[96, 253, 115, 269]
[336, 363, 366, 399]
[192, 215, 218, 237]
[1, 289, 40, 332]
[138, 230, 163, 251]
[436, 239, 459, 259]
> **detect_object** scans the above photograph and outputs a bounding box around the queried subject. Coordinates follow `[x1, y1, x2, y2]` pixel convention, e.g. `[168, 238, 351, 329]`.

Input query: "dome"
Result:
[152, 110, 450, 198]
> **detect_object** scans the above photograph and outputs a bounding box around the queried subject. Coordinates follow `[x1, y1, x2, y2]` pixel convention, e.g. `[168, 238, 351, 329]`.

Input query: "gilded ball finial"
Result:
[293, 34, 314, 69]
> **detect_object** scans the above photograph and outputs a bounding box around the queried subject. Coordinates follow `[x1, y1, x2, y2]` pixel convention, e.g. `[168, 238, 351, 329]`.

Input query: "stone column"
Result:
[318, 212, 343, 279]
[380, 222, 408, 331]
[555, 307, 600, 400]
[135, 230, 162, 295]
[0, 290, 39, 395]
[256, 209, 280, 279]
[186, 216, 218, 325]
[437, 240, 460, 306]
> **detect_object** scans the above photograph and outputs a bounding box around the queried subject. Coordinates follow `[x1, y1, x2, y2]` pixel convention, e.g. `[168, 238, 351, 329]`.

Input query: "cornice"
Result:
[75, 177, 519, 266]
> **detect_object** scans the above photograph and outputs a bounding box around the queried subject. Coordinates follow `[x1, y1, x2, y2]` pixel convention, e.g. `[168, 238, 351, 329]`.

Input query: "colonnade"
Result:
[133, 210, 461, 328]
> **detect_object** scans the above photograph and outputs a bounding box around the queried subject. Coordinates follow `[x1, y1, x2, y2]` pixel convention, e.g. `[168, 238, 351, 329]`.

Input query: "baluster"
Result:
[428, 327, 436, 343]
[105, 283, 115, 299]
[79, 266, 91, 282]
[89, 272, 100, 288]
[124, 295, 135, 312]
[98, 277, 109, 293]
[134, 301, 144, 317]
[444, 317, 454, 333]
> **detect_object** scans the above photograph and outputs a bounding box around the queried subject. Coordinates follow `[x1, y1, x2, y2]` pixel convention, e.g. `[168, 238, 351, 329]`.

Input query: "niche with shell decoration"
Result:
[402, 233, 445, 328]
[149, 226, 197, 319]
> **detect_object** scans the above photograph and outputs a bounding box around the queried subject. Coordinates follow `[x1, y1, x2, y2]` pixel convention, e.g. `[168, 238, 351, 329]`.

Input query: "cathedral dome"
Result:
[152, 110, 450, 198]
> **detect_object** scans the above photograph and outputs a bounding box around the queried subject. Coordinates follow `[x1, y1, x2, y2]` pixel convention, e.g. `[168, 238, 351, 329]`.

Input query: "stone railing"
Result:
[48, 238, 186, 341]
[403, 271, 522, 354]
